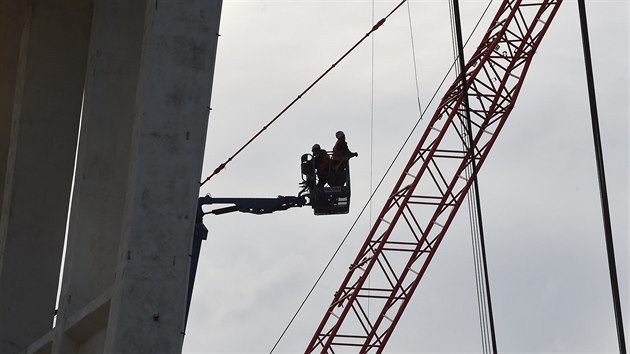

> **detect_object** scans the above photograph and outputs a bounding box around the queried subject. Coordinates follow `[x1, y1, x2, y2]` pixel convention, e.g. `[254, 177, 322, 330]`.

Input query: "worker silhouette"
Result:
[312, 144, 331, 187]
[330, 131, 358, 186]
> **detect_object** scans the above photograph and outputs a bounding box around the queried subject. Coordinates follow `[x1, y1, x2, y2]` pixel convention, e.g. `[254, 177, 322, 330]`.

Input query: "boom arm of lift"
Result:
[198, 194, 308, 216]
[186, 193, 308, 327]
[186, 154, 351, 326]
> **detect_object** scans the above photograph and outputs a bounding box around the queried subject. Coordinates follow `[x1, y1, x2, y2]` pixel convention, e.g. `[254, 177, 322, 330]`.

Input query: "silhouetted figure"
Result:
[312, 144, 331, 187]
[330, 131, 357, 186]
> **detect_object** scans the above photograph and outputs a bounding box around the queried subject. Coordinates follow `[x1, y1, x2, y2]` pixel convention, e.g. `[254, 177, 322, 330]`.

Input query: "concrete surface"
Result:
[0, 0, 28, 205]
[0, 0, 222, 353]
[52, 2, 148, 351]
[0, 0, 92, 352]
[104, 1, 223, 352]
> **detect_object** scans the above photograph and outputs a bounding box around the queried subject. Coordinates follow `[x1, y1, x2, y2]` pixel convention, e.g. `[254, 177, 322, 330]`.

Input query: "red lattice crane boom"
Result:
[305, 0, 563, 352]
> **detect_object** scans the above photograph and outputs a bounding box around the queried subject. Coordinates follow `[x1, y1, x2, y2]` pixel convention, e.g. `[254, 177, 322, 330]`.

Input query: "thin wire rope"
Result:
[406, 0, 423, 115]
[448, 3, 491, 351]
[268, 4, 495, 352]
[451, 1, 495, 352]
[448, 1, 489, 353]
[369, 0, 375, 319]
[474, 0, 496, 348]
[469, 190, 490, 354]
[452, 0, 497, 352]
[201, 0, 409, 187]
[369, 0, 375, 234]
[467, 163, 491, 354]
[577, 1, 626, 352]
[453, 12, 491, 354]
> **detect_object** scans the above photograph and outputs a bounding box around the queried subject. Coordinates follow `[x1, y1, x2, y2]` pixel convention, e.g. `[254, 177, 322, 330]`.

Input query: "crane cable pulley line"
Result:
[368, 0, 376, 318]
[449, 0, 497, 352]
[577, 0, 626, 352]
[406, 0, 423, 116]
[200, 1, 409, 187]
[268, 0, 496, 350]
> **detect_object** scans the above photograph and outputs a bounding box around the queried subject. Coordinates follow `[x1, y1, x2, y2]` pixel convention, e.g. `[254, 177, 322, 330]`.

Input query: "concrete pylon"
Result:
[0, 0, 223, 353]
[0, 1, 92, 352]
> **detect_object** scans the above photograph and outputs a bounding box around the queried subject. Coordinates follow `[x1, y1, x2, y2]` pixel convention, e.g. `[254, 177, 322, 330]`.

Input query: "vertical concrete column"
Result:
[0, 0, 27, 208]
[0, 0, 92, 353]
[51, 1, 148, 352]
[56, 0, 147, 321]
[104, 1, 222, 353]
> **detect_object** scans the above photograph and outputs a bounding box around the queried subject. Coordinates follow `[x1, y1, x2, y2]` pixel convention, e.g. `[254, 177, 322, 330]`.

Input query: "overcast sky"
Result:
[183, 0, 628, 352]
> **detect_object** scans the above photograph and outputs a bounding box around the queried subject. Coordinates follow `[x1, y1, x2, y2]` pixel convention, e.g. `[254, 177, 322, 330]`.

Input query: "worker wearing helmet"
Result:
[330, 131, 358, 186]
[331, 131, 358, 169]
[312, 144, 331, 187]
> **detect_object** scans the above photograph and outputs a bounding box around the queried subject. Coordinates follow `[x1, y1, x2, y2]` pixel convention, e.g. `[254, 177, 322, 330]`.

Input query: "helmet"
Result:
[312, 144, 321, 152]
[336, 131, 345, 139]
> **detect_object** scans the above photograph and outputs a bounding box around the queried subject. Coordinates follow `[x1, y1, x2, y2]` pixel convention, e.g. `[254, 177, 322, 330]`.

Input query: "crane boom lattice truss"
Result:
[305, 0, 563, 352]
